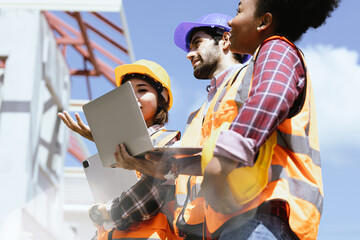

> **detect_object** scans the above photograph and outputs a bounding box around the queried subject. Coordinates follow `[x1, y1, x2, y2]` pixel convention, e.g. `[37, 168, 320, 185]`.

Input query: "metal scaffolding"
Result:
[0, 0, 136, 161]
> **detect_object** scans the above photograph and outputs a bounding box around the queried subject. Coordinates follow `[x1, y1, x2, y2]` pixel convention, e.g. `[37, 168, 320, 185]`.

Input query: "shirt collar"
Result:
[147, 124, 165, 136]
[207, 64, 243, 100]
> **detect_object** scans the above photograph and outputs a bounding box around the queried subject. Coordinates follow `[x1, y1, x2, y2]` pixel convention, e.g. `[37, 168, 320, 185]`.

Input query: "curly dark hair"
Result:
[255, 0, 341, 42]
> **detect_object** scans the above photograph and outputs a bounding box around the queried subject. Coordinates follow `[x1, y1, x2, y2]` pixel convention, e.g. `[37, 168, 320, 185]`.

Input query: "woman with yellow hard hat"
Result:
[58, 59, 182, 240]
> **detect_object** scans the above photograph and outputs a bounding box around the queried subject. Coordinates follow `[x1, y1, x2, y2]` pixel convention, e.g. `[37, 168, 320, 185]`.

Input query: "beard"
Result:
[193, 49, 220, 79]
[193, 60, 218, 79]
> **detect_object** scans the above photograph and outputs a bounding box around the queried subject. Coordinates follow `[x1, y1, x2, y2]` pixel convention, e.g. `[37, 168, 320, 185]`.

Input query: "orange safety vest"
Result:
[202, 36, 323, 240]
[173, 68, 246, 239]
[98, 212, 181, 240]
[97, 129, 183, 240]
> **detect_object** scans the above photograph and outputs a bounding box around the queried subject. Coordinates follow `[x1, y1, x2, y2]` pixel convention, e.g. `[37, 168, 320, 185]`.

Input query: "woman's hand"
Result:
[114, 144, 170, 180]
[98, 203, 110, 220]
[58, 111, 94, 141]
[201, 156, 241, 214]
[88, 203, 109, 227]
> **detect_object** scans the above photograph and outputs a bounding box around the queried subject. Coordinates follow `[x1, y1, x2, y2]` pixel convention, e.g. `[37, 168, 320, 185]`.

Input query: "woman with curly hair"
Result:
[200, 0, 341, 239]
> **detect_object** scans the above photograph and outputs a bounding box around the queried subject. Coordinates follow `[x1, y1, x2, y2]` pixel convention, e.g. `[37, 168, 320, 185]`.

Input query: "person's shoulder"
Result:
[259, 37, 300, 63]
[261, 37, 295, 52]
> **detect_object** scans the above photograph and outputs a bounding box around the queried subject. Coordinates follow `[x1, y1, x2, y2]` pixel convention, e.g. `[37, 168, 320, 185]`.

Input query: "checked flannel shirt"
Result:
[214, 37, 306, 166]
[106, 124, 174, 230]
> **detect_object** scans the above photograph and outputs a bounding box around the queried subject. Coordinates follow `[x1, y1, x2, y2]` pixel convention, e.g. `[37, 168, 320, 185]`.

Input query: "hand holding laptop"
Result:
[82, 82, 202, 168]
[114, 143, 178, 180]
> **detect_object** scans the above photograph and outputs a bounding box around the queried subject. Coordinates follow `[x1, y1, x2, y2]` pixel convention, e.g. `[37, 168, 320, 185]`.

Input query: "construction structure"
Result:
[0, 0, 135, 239]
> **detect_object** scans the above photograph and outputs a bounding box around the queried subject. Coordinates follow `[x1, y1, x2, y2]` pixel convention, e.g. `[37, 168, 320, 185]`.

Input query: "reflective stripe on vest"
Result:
[173, 70, 243, 238]
[277, 122, 321, 167]
[203, 36, 323, 240]
[151, 129, 181, 147]
[270, 163, 323, 214]
[180, 105, 206, 147]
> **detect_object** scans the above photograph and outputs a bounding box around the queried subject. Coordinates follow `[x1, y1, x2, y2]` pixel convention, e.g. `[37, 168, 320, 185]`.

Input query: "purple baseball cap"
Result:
[174, 13, 232, 52]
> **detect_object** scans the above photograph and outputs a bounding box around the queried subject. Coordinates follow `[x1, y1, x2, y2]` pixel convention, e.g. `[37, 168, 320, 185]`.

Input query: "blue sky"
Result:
[69, 0, 360, 239]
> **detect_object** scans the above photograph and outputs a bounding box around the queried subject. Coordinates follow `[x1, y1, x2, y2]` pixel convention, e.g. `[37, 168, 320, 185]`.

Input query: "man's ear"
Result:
[221, 32, 231, 50]
[257, 12, 273, 31]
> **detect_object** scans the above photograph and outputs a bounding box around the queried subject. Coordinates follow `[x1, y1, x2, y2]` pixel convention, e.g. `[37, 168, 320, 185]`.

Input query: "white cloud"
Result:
[302, 45, 360, 165]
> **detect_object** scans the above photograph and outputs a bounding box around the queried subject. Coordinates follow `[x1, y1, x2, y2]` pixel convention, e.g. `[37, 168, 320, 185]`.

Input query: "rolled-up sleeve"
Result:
[213, 130, 256, 166]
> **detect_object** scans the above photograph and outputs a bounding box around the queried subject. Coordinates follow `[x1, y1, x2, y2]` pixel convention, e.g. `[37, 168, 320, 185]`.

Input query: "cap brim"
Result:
[174, 22, 230, 52]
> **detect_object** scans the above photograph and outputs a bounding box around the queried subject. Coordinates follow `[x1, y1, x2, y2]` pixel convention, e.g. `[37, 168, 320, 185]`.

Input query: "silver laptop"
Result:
[82, 81, 201, 168]
[82, 153, 138, 203]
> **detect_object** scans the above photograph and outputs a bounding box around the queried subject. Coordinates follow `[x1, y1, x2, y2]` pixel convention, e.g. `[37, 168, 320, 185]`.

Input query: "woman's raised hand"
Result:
[58, 111, 94, 142]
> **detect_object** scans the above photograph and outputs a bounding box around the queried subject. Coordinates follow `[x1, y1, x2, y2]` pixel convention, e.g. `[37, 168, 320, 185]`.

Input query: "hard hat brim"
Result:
[174, 21, 230, 52]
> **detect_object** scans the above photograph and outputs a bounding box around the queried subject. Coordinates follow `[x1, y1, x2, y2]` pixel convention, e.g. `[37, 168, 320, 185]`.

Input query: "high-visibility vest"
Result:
[201, 63, 276, 206]
[98, 212, 181, 240]
[173, 68, 246, 238]
[202, 36, 323, 240]
[98, 129, 183, 240]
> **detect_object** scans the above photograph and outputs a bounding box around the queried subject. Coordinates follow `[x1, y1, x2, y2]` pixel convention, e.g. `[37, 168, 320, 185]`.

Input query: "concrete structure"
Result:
[0, 1, 135, 239]
[0, 9, 72, 239]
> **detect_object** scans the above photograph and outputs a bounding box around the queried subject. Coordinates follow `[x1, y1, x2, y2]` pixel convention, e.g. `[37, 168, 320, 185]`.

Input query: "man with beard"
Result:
[96, 13, 250, 240]
[171, 13, 250, 239]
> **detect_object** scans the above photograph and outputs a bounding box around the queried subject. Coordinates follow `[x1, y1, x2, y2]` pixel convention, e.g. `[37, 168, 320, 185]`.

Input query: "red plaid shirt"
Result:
[214, 38, 306, 165]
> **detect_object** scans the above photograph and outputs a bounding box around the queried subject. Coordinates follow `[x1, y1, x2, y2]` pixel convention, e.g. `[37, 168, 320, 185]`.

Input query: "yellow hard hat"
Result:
[114, 59, 173, 110]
